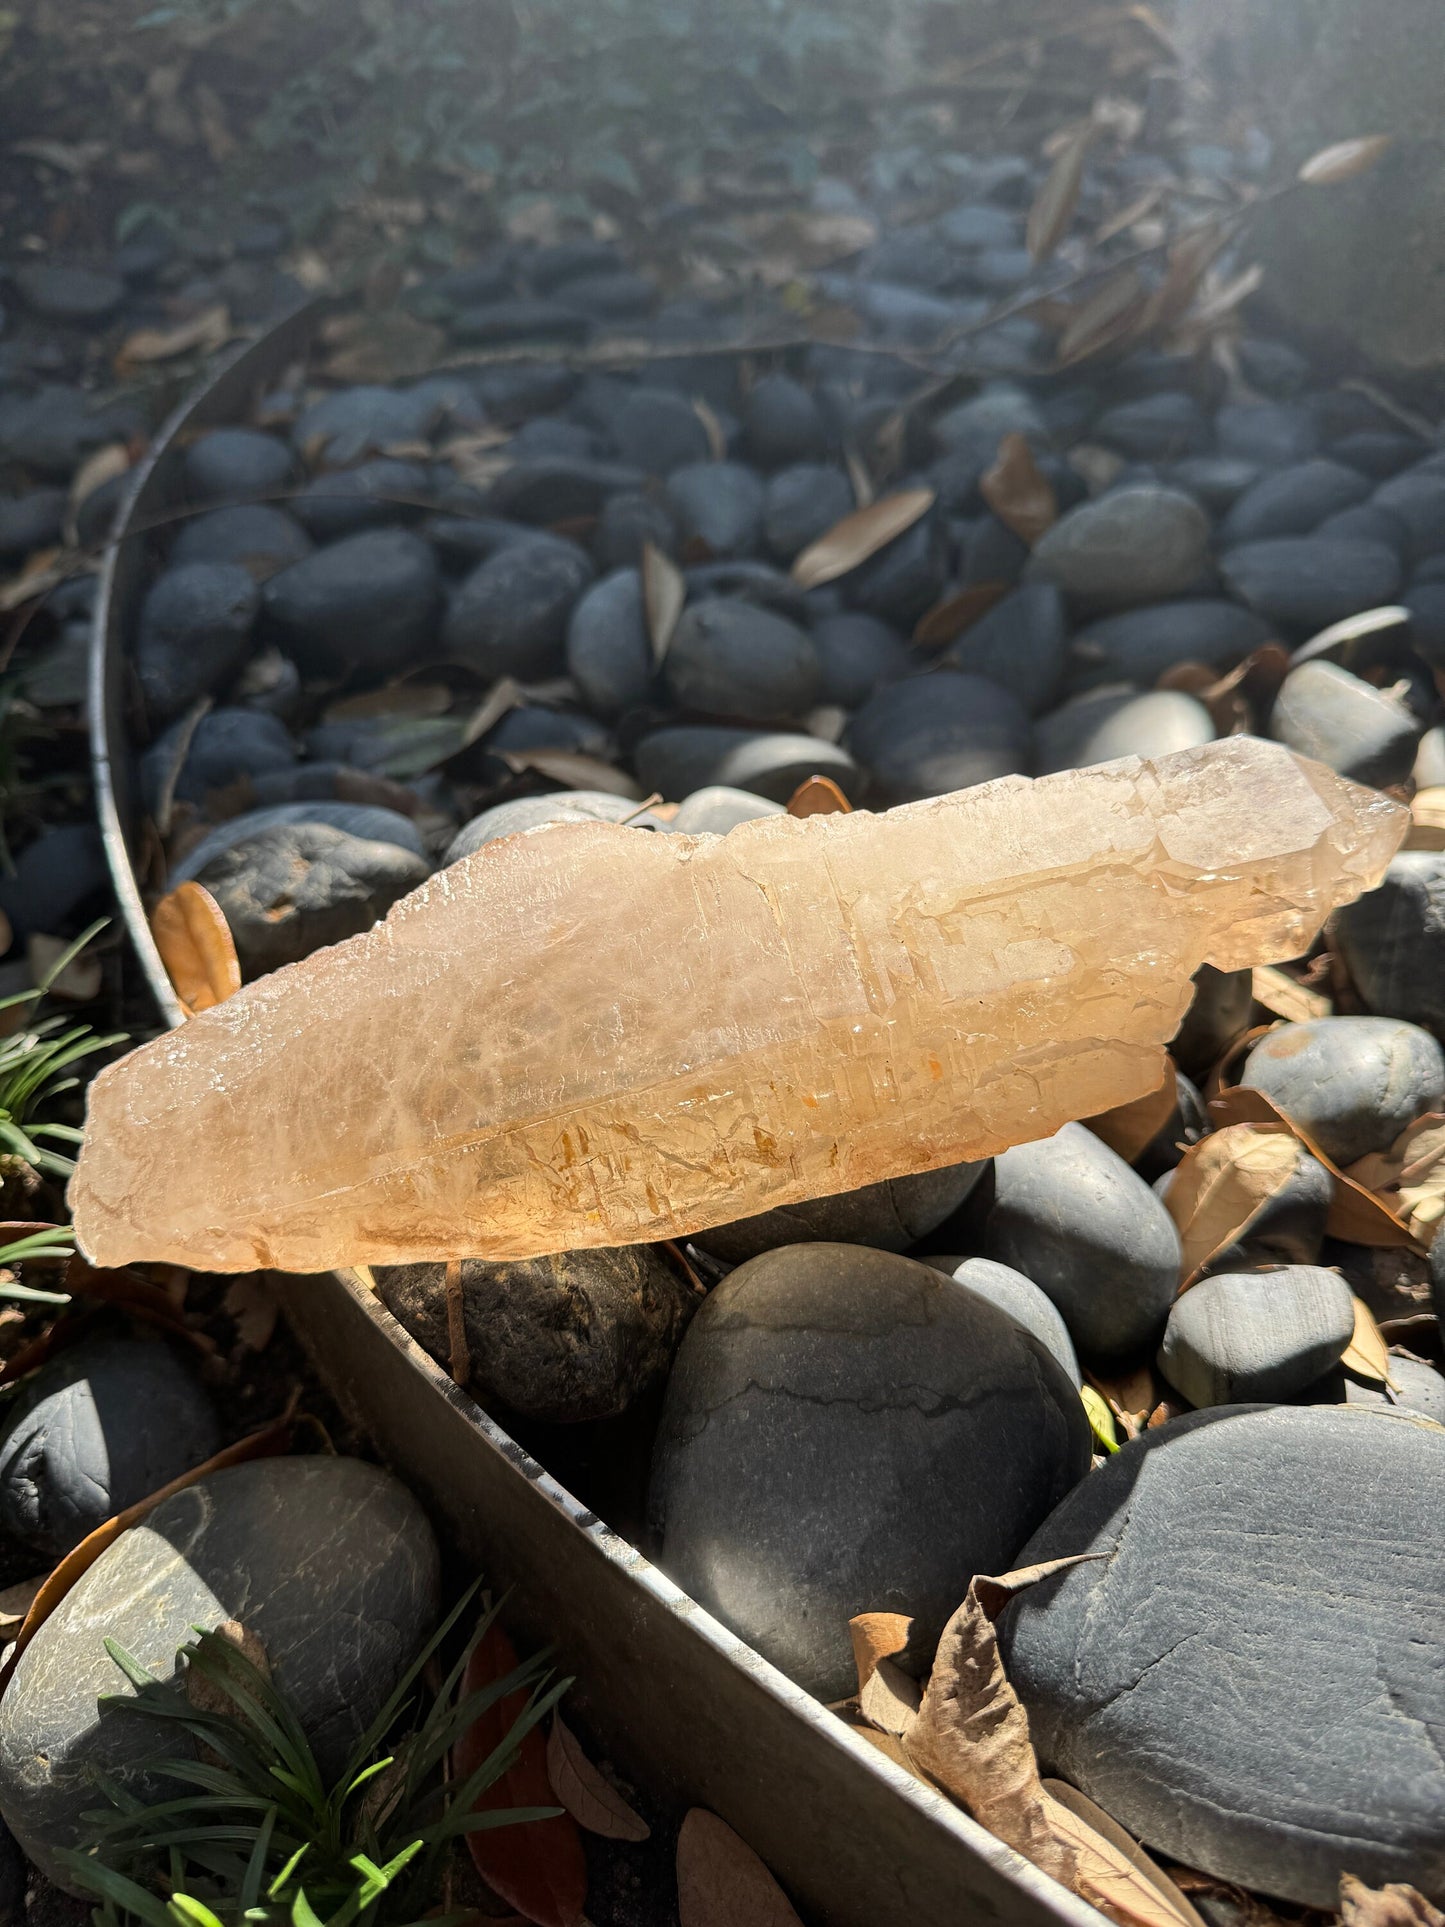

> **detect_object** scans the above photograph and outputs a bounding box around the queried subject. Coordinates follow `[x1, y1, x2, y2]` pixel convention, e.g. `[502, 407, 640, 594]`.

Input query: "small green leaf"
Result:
[1080, 1384, 1119, 1454]
[168, 1894, 228, 1927]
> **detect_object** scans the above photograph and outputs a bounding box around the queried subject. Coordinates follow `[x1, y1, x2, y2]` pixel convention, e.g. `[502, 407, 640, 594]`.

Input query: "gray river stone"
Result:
[1066, 599, 1271, 691]
[0, 1336, 221, 1558]
[664, 601, 822, 722]
[1157, 1265, 1355, 1407]
[1326, 1358, 1445, 1425]
[924, 1256, 1081, 1386]
[1333, 852, 1445, 1038]
[378, 1244, 697, 1423]
[1269, 660, 1421, 790]
[983, 1123, 1181, 1361]
[668, 786, 784, 835]
[1026, 487, 1210, 611]
[0, 1457, 440, 1886]
[999, 1405, 1445, 1905]
[694, 1161, 986, 1265]
[650, 1243, 1091, 1699]
[1033, 687, 1214, 775]
[1240, 1016, 1445, 1165]
[446, 790, 652, 863]
[633, 726, 859, 804]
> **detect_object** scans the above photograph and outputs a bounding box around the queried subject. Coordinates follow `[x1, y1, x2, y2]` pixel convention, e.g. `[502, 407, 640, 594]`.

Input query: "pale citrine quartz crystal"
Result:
[70, 738, 1405, 1273]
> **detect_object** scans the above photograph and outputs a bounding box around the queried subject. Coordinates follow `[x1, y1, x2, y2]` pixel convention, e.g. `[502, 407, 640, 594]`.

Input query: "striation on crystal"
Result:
[70, 739, 1406, 1273]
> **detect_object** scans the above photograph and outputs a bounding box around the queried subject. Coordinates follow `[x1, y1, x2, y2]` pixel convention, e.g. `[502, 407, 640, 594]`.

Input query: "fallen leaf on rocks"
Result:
[1291, 605, 1410, 671]
[913, 581, 1008, 651]
[1406, 788, 1445, 852]
[1094, 184, 1165, 246]
[115, 304, 231, 375]
[844, 447, 875, 510]
[1298, 135, 1392, 187]
[981, 434, 1058, 545]
[692, 399, 728, 463]
[1084, 1060, 1177, 1163]
[1340, 1873, 1445, 1927]
[461, 677, 526, 749]
[0, 1413, 293, 1688]
[0, 547, 69, 614]
[1086, 1364, 1157, 1441]
[848, 1611, 912, 1691]
[1251, 965, 1331, 1025]
[497, 750, 643, 799]
[326, 682, 454, 724]
[1056, 267, 1148, 366]
[151, 881, 241, 1017]
[1044, 1783, 1207, 1927]
[840, 1715, 913, 1770]
[676, 1809, 803, 1927]
[1027, 123, 1095, 261]
[1080, 1384, 1119, 1454]
[0, 1578, 43, 1645]
[69, 442, 131, 520]
[453, 1618, 585, 1927]
[1339, 1295, 1399, 1390]
[1163, 1122, 1304, 1286]
[1346, 1114, 1445, 1238]
[858, 1656, 922, 1739]
[787, 775, 851, 817]
[1143, 220, 1231, 336]
[906, 1557, 1193, 1927]
[545, 1713, 650, 1842]
[1208, 1086, 1420, 1250]
[791, 488, 934, 590]
[223, 1274, 278, 1353]
[642, 541, 686, 664]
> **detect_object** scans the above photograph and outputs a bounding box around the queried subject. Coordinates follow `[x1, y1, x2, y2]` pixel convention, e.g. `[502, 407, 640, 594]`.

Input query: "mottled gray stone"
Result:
[664, 601, 822, 721]
[565, 567, 654, 717]
[445, 791, 657, 864]
[1027, 488, 1210, 611]
[1220, 459, 1371, 545]
[695, 1161, 986, 1266]
[1269, 661, 1421, 790]
[984, 1123, 1182, 1360]
[378, 1244, 696, 1423]
[172, 804, 425, 884]
[1240, 1017, 1445, 1165]
[925, 1256, 1081, 1386]
[1219, 538, 1402, 636]
[1067, 600, 1271, 692]
[197, 823, 429, 976]
[650, 1243, 1091, 1699]
[443, 535, 594, 679]
[1328, 1358, 1445, 1424]
[846, 670, 1031, 805]
[1334, 853, 1445, 1037]
[0, 1458, 439, 1886]
[1157, 1266, 1354, 1407]
[0, 1336, 221, 1558]
[999, 1406, 1445, 1905]
[262, 528, 440, 676]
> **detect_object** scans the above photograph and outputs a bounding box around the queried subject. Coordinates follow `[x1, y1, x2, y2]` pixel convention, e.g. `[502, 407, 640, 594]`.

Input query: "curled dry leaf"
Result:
[115, 303, 231, 375]
[1056, 268, 1148, 367]
[676, 1808, 804, 1927]
[1163, 1122, 1307, 1286]
[1251, 965, 1331, 1026]
[790, 488, 934, 590]
[913, 581, 1008, 652]
[460, 676, 526, 749]
[1143, 220, 1231, 337]
[1346, 1113, 1445, 1237]
[545, 1713, 650, 1842]
[1339, 1872, 1445, 1927]
[1027, 123, 1095, 262]
[906, 1557, 1195, 1927]
[1339, 1295, 1399, 1391]
[981, 434, 1058, 546]
[1297, 135, 1393, 187]
[1208, 1085, 1421, 1250]
[786, 775, 852, 818]
[1044, 1783, 1207, 1927]
[452, 1619, 587, 1927]
[1084, 1059, 1178, 1164]
[151, 881, 241, 1018]
[642, 541, 686, 665]
[848, 1611, 912, 1692]
[858, 1656, 922, 1739]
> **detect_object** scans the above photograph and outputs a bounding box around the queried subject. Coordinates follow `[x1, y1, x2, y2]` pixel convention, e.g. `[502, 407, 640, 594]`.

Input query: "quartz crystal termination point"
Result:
[70, 738, 1405, 1273]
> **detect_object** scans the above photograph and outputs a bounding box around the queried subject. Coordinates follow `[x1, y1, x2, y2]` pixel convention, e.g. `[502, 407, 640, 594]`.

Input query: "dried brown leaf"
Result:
[981, 434, 1058, 545]
[786, 775, 852, 818]
[1094, 184, 1165, 246]
[1339, 1873, 1445, 1927]
[69, 442, 131, 518]
[1056, 268, 1147, 365]
[1044, 1783, 1208, 1927]
[1084, 1059, 1177, 1164]
[858, 1656, 921, 1739]
[844, 446, 875, 510]
[1027, 123, 1095, 261]
[1346, 1114, 1445, 1237]
[545, 1714, 650, 1842]
[460, 677, 526, 749]
[642, 542, 686, 664]
[0, 547, 68, 614]
[0, 1577, 44, 1645]
[1164, 1123, 1304, 1284]
[1251, 965, 1331, 1025]
[848, 1611, 912, 1692]
[692, 399, 728, 464]
[1208, 1086, 1422, 1250]
[790, 488, 935, 590]
[325, 682, 454, 724]
[676, 1809, 803, 1927]
[913, 581, 1008, 652]
[1144, 221, 1231, 336]
[496, 750, 643, 799]
[151, 881, 241, 1018]
[1339, 1295, 1399, 1389]
[115, 303, 231, 374]
[1298, 135, 1393, 187]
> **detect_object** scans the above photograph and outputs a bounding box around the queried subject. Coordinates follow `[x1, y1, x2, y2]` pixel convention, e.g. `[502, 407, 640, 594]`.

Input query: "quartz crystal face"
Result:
[70, 739, 1405, 1273]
